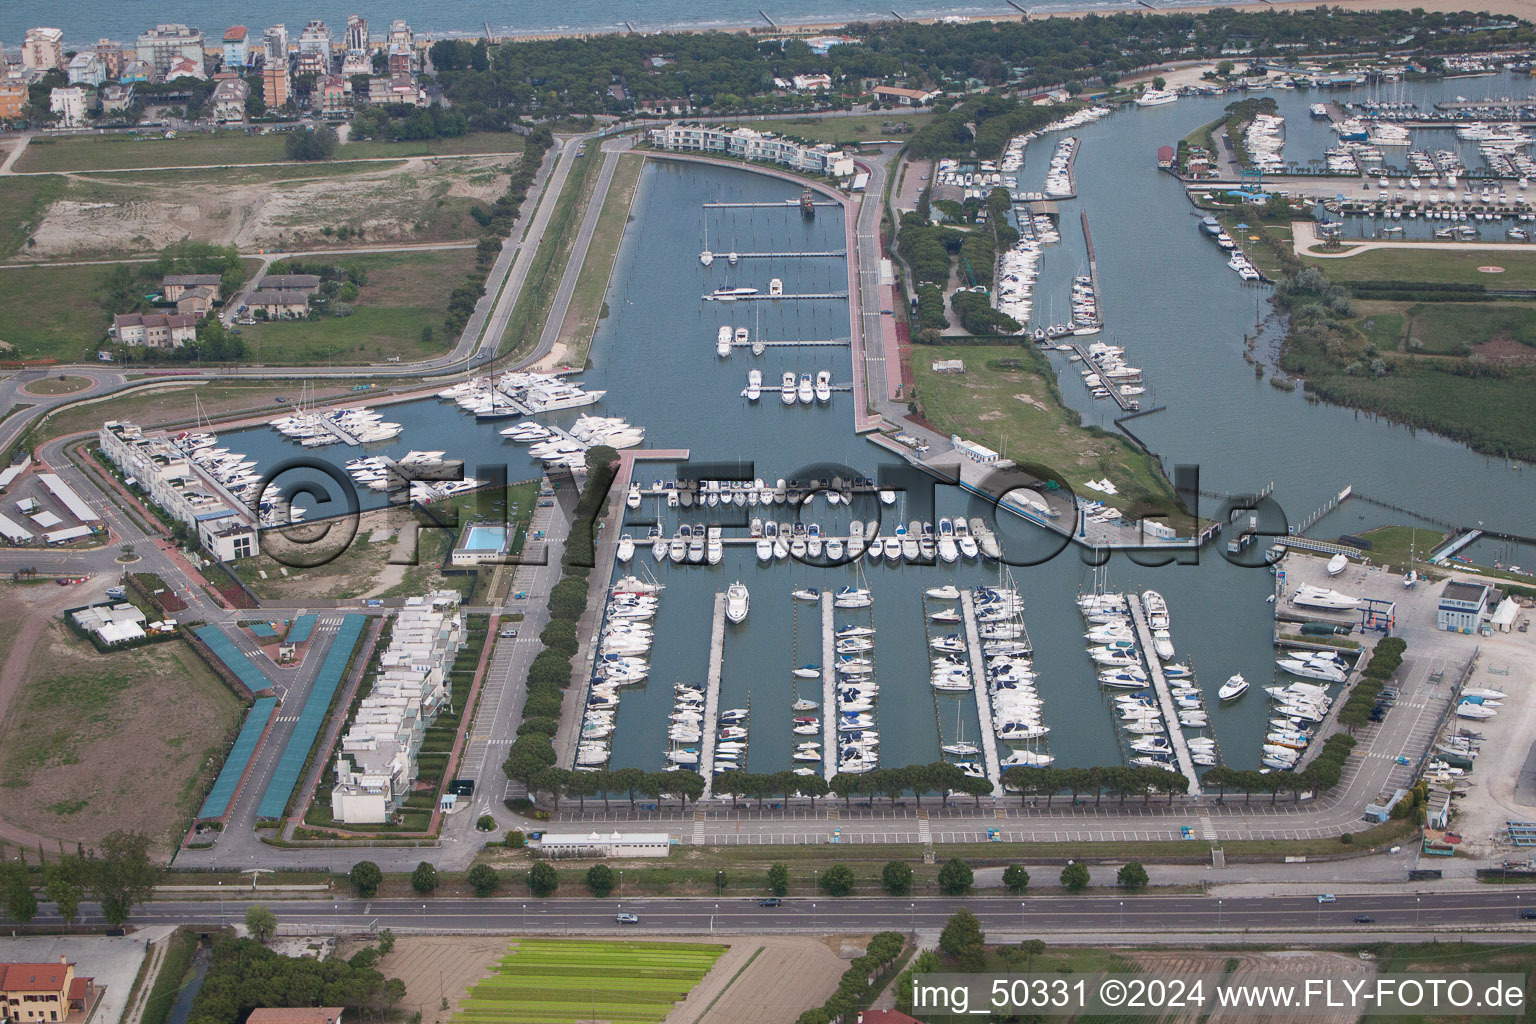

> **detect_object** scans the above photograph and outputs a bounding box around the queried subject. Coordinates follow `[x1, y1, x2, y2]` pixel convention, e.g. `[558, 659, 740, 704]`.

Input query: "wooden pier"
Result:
[730, 338, 850, 348]
[959, 590, 1003, 796]
[701, 591, 727, 797]
[821, 592, 836, 780]
[1080, 210, 1105, 327]
[1126, 595, 1202, 795]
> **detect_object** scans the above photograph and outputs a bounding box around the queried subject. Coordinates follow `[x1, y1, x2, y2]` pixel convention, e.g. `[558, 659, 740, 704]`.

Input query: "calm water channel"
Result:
[223, 75, 1536, 777]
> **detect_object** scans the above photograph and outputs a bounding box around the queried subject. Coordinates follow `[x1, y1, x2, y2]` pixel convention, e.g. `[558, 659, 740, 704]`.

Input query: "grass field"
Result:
[1356, 525, 1448, 571]
[17, 132, 290, 172]
[0, 175, 64, 258]
[97, 160, 410, 187]
[909, 343, 1185, 522]
[727, 112, 934, 145]
[556, 152, 645, 366]
[0, 264, 115, 362]
[17, 131, 526, 174]
[238, 248, 478, 364]
[34, 381, 347, 442]
[1306, 246, 1536, 289]
[0, 621, 242, 849]
[456, 940, 725, 1024]
[1403, 301, 1536, 356]
[1307, 363, 1536, 462]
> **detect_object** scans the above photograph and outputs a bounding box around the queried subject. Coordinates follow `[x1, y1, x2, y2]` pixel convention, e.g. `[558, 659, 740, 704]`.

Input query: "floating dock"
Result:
[959, 590, 1003, 796]
[704, 292, 850, 302]
[701, 591, 727, 797]
[1069, 341, 1137, 412]
[314, 416, 361, 446]
[704, 251, 847, 260]
[821, 592, 836, 780]
[730, 338, 850, 348]
[704, 200, 839, 209]
[1126, 595, 1202, 795]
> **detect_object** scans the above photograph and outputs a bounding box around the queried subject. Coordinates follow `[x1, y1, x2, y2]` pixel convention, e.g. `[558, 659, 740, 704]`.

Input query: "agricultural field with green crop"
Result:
[455, 940, 724, 1024]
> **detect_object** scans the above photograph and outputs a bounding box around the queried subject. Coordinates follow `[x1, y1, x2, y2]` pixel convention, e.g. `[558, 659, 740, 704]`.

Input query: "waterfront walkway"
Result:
[959, 590, 1003, 796]
[701, 591, 727, 797]
[821, 592, 836, 780]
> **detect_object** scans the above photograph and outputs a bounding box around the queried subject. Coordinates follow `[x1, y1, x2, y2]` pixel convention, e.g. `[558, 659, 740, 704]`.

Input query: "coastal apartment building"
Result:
[647, 124, 855, 177]
[49, 87, 91, 128]
[263, 24, 288, 64]
[211, 77, 250, 121]
[297, 20, 334, 72]
[22, 28, 65, 71]
[67, 52, 105, 87]
[331, 592, 465, 823]
[0, 80, 28, 120]
[345, 15, 369, 52]
[222, 26, 249, 70]
[0, 957, 94, 1023]
[97, 421, 260, 560]
[262, 63, 290, 110]
[136, 24, 205, 79]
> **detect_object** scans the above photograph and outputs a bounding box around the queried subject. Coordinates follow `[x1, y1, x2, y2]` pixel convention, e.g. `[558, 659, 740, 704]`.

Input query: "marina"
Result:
[820, 591, 836, 780]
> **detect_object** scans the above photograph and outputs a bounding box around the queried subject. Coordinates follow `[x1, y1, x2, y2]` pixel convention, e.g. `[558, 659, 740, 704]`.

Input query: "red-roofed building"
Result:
[0, 957, 96, 1023]
[1157, 145, 1175, 168]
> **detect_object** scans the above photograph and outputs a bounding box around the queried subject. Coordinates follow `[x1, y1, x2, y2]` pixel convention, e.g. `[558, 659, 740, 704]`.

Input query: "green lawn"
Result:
[239, 248, 478, 364]
[1357, 309, 1406, 352]
[456, 940, 725, 1024]
[1356, 525, 1448, 570]
[1307, 247, 1536, 289]
[726, 112, 934, 145]
[0, 264, 114, 362]
[909, 343, 1185, 522]
[1404, 301, 1536, 356]
[17, 132, 289, 172]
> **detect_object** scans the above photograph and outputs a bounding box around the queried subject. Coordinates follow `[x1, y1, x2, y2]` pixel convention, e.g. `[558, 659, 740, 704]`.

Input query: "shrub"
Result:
[1060, 862, 1090, 892]
[937, 858, 973, 896]
[585, 864, 614, 897]
[528, 861, 559, 897]
[881, 861, 912, 896]
[410, 861, 437, 895]
[768, 863, 790, 897]
[1002, 864, 1030, 895]
[822, 864, 855, 897]
[349, 861, 382, 898]
[466, 863, 501, 898]
[1117, 861, 1149, 892]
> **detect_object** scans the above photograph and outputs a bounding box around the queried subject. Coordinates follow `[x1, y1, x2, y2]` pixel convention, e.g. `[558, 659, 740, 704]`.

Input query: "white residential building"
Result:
[647, 124, 855, 177]
[331, 593, 466, 824]
[263, 25, 288, 65]
[136, 24, 205, 78]
[297, 20, 334, 65]
[97, 421, 260, 560]
[67, 52, 105, 87]
[49, 86, 89, 127]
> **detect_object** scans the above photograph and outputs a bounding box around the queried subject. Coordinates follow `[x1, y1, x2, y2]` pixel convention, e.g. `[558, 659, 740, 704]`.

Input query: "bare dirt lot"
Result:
[667, 935, 851, 1024]
[24, 157, 510, 259]
[0, 614, 243, 851]
[1133, 950, 1373, 1024]
[365, 936, 510, 1024]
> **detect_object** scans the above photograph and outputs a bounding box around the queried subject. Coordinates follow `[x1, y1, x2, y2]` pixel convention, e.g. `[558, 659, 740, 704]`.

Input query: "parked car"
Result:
[105, 586, 125, 599]
[615, 913, 639, 924]
[499, 629, 518, 638]
[1317, 894, 1337, 904]
[537, 500, 555, 508]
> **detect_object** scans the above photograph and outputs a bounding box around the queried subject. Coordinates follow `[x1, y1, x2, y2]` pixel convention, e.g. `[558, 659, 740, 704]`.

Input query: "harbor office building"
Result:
[330, 592, 466, 824]
[1437, 580, 1491, 633]
[647, 124, 856, 178]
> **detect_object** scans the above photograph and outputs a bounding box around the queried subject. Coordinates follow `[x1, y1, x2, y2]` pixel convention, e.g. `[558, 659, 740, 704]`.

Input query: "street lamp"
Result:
[716, 871, 724, 897]
[1415, 897, 1421, 927]
[1218, 899, 1223, 929]
[813, 902, 817, 932]
[1020, 902, 1026, 932]
[814, 869, 818, 895]
[218, 881, 223, 927]
[1119, 901, 1124, 929]
[910, 903, 916, 934]
[1517, 894, 1522, 922]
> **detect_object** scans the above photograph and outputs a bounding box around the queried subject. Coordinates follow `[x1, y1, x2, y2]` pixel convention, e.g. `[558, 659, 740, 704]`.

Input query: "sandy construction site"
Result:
[24, 156, 509, 259]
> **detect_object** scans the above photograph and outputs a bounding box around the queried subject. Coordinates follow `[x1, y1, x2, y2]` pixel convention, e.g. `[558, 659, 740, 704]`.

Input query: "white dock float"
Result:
[1127, 595, 1202, 795]
[702, 591, 726, 798]
[959, 591, 1003, 796]
[821, 592, 836, 780]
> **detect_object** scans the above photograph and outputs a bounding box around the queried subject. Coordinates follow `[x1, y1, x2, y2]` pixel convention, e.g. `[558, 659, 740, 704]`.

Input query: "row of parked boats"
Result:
[1043, 136, 1079, 199]
[497, 415, 646, 470]
[627, 476, 895, 510]
[343, 451, 485, 503]
[1078, 341, 1145, 402]
[665, 683, 754, 776]
[173, 432, 302, 527]
[271, 406, 403, 447]
[437, 371, 606, 421]
[747, 517, 1001, 564]
[581, 574, 665, 770]
[829, 582, 880, 776]
[740, 370, 834, 404]
[1244, 113, 1286, 174]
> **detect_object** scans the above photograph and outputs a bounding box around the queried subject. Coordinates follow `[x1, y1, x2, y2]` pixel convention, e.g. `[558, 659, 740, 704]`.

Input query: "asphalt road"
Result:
[46, 890, 1536, 937]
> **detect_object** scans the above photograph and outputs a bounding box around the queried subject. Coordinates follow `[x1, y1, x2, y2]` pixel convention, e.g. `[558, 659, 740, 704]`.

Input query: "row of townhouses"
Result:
[647, 124, 856, 178]
[331, 592, 466, 824]
[97, 421, 260, 560]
